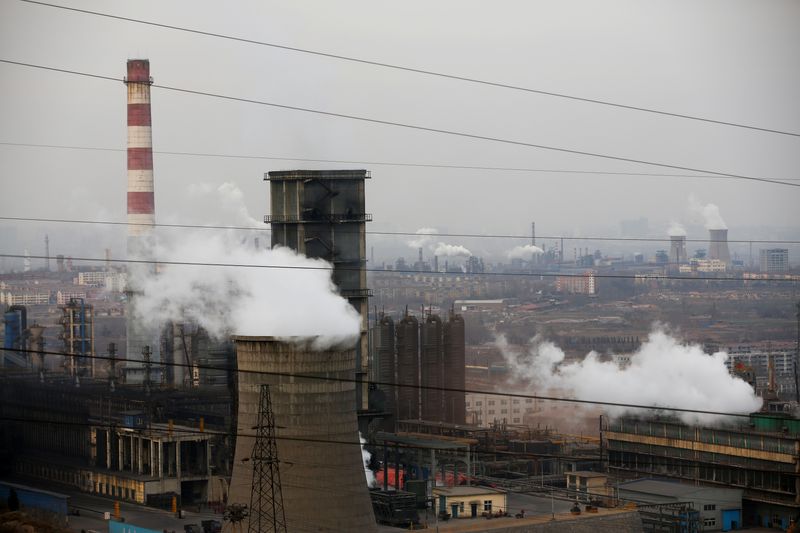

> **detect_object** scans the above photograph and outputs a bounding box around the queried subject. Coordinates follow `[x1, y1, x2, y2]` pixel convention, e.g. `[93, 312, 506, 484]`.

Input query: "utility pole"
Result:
[248, 384, 287, 533]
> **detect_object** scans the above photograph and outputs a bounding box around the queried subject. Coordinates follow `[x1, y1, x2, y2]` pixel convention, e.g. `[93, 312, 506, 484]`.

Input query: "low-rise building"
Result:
[433, 486, 507, 519]
[618, 479, 743, 532]
[566, 471, 610, 502]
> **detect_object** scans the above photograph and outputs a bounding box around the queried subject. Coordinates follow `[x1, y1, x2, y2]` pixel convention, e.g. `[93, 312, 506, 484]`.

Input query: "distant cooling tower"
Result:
[669, 235, 687, 265]
[228, 337, 377, 532]
[708, 229, 730, 264]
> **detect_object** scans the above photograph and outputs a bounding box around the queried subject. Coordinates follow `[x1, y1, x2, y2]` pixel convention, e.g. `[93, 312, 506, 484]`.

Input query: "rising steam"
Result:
[499, 328, 761, 424]
[129, 183, 361, 349]
[689, 196, 727, 230]
[408, 228, 439, 249]
[667, 222, 686, 237]
[507, 244, 544, 260]
[434, 243, 472, 257]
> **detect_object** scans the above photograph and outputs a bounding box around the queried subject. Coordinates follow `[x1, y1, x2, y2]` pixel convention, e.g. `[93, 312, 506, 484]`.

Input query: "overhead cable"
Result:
[0, 59, 797, 188]
[16, 0, 800, 138]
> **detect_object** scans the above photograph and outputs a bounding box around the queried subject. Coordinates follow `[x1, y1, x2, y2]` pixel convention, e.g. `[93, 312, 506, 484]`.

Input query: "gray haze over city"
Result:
[1, 0, 799, 269]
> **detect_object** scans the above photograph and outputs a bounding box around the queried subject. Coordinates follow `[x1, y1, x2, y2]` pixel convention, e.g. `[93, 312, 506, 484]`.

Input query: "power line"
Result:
[0, 346, 756, 419]
[13, 139, 791, 181]
[0, 252, 796, 283]
[1, 59, 798, 189]
[1, 215, 799, 245]
[16, 0, 800, 139]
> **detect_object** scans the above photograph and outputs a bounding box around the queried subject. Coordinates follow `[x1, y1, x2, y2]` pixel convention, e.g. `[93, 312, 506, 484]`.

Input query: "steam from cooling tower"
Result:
[408, 227, 438, 249]
[689, 196, 727, 230]
[360, 432, 377, 487]
[507, 244, 544, 260]
[129, 183, 361, 349]
[499, 328, 761, 425]
[434, 243, 472, 257]
[667, 222, 686, 237]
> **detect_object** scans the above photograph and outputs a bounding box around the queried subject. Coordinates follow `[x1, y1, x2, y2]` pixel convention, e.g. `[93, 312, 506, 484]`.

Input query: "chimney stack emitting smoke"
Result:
[125, 59, 159, 367]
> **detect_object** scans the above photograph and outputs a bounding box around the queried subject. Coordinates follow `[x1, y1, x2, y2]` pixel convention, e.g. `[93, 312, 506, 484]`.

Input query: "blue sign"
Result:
[109, 521, 162, 533]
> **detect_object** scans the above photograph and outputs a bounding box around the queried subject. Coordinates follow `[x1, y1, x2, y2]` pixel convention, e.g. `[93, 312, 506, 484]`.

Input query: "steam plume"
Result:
[408, 228, 438, 249]
[499, 328, 761, 425]
[507, 244, 544, 260]
[130, 183, 360, 350]
[689, 196, 727, 230]
[360, 433, 377, 487]
[434, 243, 472, 257]
[667, 222, 686, 237]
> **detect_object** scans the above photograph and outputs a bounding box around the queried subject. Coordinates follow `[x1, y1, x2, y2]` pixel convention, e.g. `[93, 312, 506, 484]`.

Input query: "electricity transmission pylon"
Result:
[248, 384, 287, 533]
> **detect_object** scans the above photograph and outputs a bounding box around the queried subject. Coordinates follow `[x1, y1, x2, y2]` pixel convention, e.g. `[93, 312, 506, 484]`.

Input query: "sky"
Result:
[1, 0, 798, 267]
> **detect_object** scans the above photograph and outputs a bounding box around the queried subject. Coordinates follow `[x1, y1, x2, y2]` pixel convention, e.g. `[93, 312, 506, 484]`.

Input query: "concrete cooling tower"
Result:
[228, 337, 377, 532]
[708, 229, 730, 264]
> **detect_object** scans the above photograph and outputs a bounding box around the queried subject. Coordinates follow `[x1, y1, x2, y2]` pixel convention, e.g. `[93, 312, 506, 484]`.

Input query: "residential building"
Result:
[760, 249, 789, 273]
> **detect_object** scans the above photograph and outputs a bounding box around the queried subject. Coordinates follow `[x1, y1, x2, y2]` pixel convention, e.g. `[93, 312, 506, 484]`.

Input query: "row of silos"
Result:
[375, 310, 466, 428]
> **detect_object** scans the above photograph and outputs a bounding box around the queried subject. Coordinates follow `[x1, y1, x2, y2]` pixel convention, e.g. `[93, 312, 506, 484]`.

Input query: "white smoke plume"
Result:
[689, 196, 727, 230]
[186, 182, 262, 228]
[499, 328, 761, 425]
[507, 244, 544, 260]
[434, 242, 472, 257]
[408, 227, 438, 249]
[129, 182, 361, 350]
[360, 432, 377, 488]
[667, 222, 686, 237]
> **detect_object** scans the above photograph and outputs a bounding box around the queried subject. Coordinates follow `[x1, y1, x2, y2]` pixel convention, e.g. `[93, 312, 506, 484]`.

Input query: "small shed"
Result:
[433, 486, 507, 519]
[566, 471, 609, 501]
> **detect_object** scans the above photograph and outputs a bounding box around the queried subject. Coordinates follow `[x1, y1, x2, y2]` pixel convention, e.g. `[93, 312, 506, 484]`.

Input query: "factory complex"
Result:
[2, 59, 799, 533]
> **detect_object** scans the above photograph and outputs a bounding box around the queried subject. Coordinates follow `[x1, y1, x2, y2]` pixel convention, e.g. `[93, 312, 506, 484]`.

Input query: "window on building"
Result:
[500, 400, 508, 405]
[501, 409, 508, 414]
[459, 502, 465, 513]
[525, 399, 532, 403]
[703, 504, 716, 511]
[488, 410, 495, 415]
[484, 500, 492, 512]
[475, 401, 482, 406]
[513, 418, 520, 423]
[512, 399, 520, 404]
[488, 400, 495, 406]
[704, 518, 716, 527]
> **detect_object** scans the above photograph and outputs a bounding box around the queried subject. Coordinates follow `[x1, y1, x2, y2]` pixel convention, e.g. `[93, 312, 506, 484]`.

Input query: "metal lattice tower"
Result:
[248, 384, 287, 533]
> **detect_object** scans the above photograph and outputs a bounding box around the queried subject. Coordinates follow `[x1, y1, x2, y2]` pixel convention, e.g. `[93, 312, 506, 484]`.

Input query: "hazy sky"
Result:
[1, 0, 798, 265]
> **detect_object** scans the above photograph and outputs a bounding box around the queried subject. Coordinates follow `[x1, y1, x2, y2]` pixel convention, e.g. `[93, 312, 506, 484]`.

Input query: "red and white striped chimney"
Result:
[125, 59, 154, 237]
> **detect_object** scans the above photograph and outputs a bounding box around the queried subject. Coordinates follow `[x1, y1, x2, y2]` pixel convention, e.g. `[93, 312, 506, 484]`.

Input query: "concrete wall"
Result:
[228, 337, 377, 532]
[453, 511, 643, 533]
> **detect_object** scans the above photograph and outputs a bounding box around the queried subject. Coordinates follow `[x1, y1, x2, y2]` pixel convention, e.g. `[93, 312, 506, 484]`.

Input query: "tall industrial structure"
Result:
[264, 169, 371, 411]
[124, 59, 159, 370]
[396, 312, 420, 421]
[443, 310, 466, 425]
[375, 314, 396, 430]
[421, 314, 444, 421]
[669, 235, 687, 266]
[708, 229, 731, 265]
[228, 337, 377, 532]
[59, 298, 95, 378]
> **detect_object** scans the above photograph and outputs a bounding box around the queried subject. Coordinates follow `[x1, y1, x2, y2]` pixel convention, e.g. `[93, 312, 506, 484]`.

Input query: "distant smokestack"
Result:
[125, 59, 159, 369]
[125, 59, 155, 235]
[708, 229, 730, 264]
[670, 235, 687, 265]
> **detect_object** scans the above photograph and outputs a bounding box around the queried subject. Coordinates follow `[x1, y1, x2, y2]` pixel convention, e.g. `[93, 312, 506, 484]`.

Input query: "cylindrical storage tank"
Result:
[421, 314, 444, 422]
[377, 315, 396, 424]
[228, 337, 377, 532]
[396, 314, 420, 421]
[443, 313, 466, 425]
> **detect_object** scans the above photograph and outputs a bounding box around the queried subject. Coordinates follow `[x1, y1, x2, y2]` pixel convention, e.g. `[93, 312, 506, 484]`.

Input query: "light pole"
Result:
[550, 489, 555, 521]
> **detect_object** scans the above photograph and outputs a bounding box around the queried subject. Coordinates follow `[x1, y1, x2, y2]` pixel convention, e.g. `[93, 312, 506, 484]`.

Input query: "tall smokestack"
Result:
[708, 229, 730, 264]
[126, 59, 154, 233]
[125, 59, 159, 373]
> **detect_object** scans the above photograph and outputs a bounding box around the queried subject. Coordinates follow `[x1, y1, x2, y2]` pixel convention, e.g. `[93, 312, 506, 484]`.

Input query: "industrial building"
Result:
[760, 248, 790, 273]
[603, 414, 800, 529]
[708, 229, 731, 266]
[227, 337, 377, 532]
[265, 169, 372, 414]
[617, 479, 743, 531]
[669, 235, 687, 266]
[372, 308, 466, 429]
